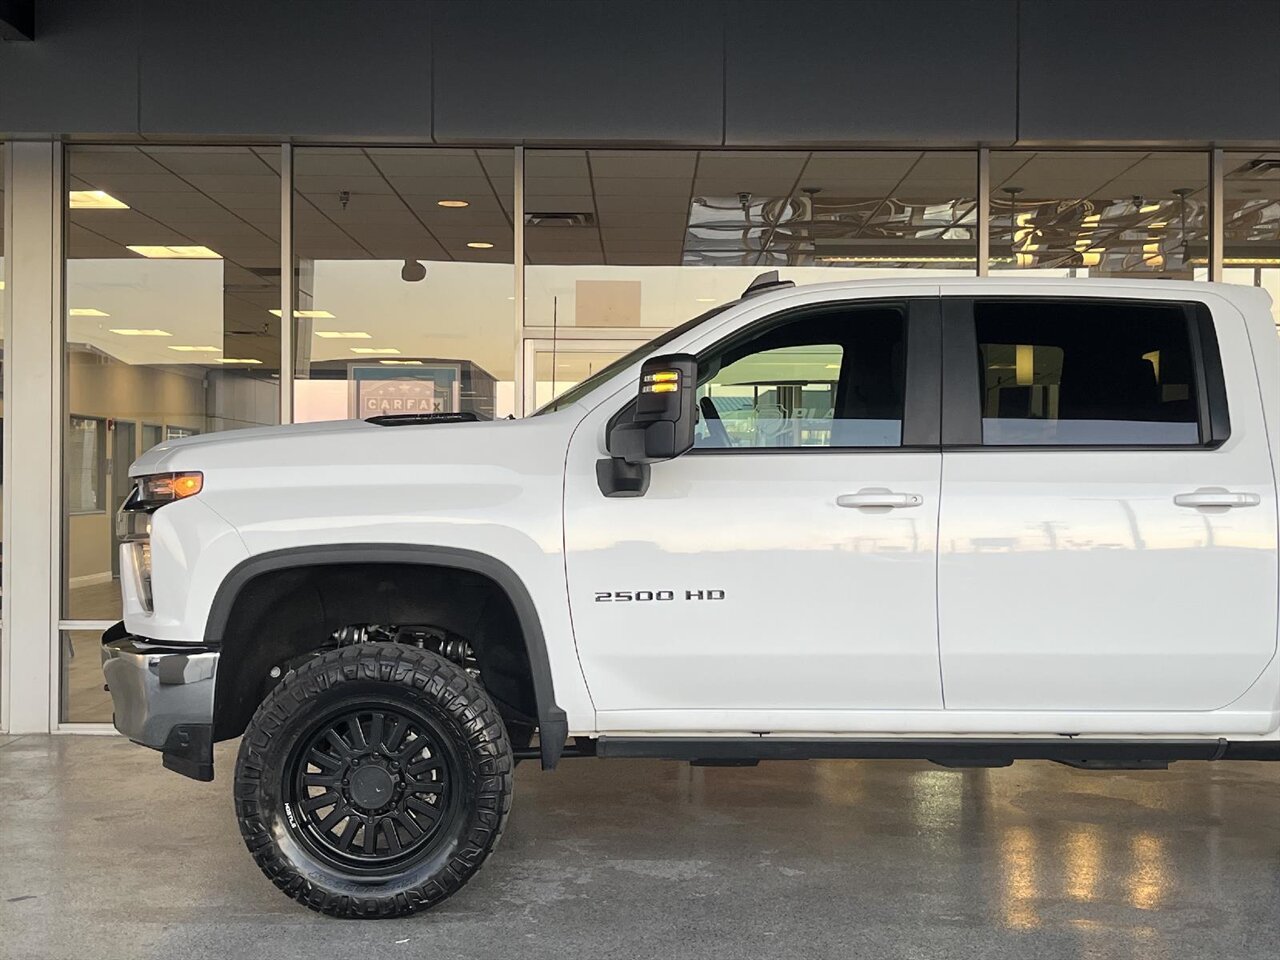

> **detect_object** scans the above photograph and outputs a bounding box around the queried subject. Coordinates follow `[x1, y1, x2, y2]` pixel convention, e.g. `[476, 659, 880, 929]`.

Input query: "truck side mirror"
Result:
[597, 353, 698, 497]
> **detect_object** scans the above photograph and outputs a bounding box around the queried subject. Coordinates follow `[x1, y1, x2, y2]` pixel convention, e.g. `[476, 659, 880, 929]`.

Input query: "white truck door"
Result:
[937, 292, 1278, 714]
[564, 297, 944, 732]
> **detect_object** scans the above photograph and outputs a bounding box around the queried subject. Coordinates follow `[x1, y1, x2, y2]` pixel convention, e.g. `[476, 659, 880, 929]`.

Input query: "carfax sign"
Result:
[348, 362, 463, 418]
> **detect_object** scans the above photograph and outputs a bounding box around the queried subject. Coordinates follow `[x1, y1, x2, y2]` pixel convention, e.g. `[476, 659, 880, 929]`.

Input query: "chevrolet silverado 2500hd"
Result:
[102, 274, 1280, 917]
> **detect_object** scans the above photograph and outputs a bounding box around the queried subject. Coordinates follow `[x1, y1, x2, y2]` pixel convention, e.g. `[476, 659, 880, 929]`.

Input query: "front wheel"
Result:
[234, 642, 513, 917]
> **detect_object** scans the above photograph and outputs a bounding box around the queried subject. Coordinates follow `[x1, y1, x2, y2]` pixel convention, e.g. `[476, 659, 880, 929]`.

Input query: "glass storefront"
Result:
[989, 152, 1210, 278]
[1223, 152, 1280, 328]
[0, 142, 1273, 728]
[60, 145, 282, 720]
[291, 148, 516, 422]
[524, 149, 978, 405]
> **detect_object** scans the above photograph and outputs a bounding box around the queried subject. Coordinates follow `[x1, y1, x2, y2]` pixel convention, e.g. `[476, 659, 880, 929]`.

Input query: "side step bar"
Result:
[593, 736, 1275, 767]
[516, 737, 1280, 768]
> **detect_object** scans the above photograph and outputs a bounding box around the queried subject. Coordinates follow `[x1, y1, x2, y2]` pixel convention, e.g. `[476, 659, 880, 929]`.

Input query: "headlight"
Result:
[118, 471, 201, 614]
[130, 540, 154, 610]
[134, 471, 203, 508]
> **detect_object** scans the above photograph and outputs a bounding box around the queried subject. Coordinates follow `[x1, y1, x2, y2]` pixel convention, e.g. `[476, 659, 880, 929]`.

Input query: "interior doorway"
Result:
[522, 337, 648, 414]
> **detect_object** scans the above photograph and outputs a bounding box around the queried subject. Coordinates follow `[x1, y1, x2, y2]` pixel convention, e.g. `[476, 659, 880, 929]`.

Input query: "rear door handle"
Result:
[1174, 488, 1261, 509]
[837, 488, 923, 509]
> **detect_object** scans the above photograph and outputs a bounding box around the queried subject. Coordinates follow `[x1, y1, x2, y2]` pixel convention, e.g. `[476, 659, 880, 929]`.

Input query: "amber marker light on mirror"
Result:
[642, 370, 680, 394]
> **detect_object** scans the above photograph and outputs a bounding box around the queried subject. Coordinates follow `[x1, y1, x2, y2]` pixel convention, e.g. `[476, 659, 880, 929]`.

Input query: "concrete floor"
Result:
[2, 736, 1280, 960]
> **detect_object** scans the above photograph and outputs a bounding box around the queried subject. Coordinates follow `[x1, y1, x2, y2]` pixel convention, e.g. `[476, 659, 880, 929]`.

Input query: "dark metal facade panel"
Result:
[137, 0, 432, 139]
[430, 0, 724, 144]
[0, 0, 140, 136]
[723, 0, 1019, 146]
[1018, 0, 1280, 144]
[1, 0, 1277, 146]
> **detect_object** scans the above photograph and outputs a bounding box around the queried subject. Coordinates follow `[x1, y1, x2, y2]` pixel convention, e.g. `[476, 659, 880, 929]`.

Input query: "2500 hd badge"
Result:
[594, 589, 726, 602]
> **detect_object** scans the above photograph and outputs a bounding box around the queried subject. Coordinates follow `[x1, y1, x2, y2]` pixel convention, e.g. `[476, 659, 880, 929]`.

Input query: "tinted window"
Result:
[976, 300, 1201, 446]
[695, 305, 905, 449]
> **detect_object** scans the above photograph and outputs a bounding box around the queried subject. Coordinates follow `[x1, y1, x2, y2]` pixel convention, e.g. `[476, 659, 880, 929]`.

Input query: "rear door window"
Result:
[975, 299, 1202, 446]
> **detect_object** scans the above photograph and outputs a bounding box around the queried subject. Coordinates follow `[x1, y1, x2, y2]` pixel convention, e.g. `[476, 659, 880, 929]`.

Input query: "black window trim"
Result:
[939, 295, 1231, 452]
[606, 296, 943, 456]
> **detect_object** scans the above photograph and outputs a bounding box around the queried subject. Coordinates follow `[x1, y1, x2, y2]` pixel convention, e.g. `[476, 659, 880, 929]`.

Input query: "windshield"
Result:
[530, 302, 735, 415]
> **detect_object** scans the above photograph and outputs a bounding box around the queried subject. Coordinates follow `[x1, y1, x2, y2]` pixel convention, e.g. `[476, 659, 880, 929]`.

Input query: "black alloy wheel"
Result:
[235, 643, 513, 918]
[284, 703, 456, 873]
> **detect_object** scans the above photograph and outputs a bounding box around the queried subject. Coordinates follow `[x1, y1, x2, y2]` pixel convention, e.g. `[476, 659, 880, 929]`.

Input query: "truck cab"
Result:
[102, 275, 1280, 917]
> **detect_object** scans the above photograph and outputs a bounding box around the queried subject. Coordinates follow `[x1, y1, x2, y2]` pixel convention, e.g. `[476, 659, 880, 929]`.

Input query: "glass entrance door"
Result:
[522, 338, 648, 413]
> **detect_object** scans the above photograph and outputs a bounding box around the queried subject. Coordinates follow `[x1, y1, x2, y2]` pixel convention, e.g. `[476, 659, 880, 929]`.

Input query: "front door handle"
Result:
[837, 488, 924, 509]
[1174, 488, 1261, 509]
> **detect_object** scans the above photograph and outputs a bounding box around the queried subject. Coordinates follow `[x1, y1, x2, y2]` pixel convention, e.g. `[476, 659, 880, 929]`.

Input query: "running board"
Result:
[590, 736, 1254, 767]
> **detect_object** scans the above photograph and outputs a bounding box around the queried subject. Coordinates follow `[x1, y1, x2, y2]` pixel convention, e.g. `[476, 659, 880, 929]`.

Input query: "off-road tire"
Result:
[234, 642, 513, 918]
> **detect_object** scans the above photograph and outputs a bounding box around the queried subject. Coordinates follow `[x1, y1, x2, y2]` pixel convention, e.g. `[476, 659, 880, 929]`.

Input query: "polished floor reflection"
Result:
[3, 736, 1280, 959]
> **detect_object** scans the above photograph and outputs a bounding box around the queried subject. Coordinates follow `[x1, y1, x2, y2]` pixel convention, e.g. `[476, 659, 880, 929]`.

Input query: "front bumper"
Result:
[101, 621, 218, 781]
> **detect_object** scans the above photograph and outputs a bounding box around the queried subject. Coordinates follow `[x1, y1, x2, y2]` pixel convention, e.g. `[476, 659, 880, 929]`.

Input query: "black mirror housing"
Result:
[615, 354, 697, 463]
[599, 353, 697, 497]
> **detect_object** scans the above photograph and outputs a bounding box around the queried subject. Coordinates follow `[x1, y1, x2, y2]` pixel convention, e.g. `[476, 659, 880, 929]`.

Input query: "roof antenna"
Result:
[741, 270, 795, 299]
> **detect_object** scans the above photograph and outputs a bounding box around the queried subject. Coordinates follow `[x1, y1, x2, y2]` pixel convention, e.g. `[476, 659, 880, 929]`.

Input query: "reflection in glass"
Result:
[1223, 152, 1280, 329]
[60, 631, 114, 722]
[62, 145, 282, 720]
[523, 150, 977, 413]
[291, 148, 515, 422]
[990, 152, 1209, 277]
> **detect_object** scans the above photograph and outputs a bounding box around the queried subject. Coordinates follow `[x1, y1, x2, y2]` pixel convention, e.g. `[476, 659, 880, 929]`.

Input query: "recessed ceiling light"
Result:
[168, 345, 222, 352]
[437, 200, 470, 208]
[379, 359, 424, 365]
[215, 358, 263, 364]
[0, 281, 5, 290]
[466, 241, 494, 249]
[69, 308, 110, 317]
[695, 297, 717, 303]
[351, 347, 401, 355]
[314, 331, 372, 339]
[109, 328, 171, 336]
[69, 190, 129, 210]
[127, 245, 222, 259]
[268, 309, 336, 319]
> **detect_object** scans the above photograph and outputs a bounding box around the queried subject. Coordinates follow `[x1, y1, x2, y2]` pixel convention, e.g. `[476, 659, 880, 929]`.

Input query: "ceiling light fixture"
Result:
[466, 241, 494, 249]
[109, 328, 172, 336]
[695, 297, 718, 302]
[215, 358, 263, 364]
[268, 309, 336, 319]
[127, 245, 222, 259]
[69, 190, 129, 210]
[167, 345, 222, 352]
[437, 200, 470, 208]
[313, 331, 372, 339]
[69, 308, 110, 317]
[379, 359, 425, 365]
[351, 347, 401, 355]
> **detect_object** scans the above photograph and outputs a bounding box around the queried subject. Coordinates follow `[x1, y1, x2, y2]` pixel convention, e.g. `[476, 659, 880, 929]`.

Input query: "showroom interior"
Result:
[1, 0, 1278, 737]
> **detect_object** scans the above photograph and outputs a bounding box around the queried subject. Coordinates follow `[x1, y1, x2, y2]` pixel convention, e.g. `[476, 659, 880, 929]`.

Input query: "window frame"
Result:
[605, 297, 942, 456]
[940, 296, 1230, 451]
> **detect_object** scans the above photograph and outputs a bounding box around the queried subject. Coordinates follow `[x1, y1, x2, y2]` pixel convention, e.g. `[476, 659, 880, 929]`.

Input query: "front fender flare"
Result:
[204, 543, 569, 769]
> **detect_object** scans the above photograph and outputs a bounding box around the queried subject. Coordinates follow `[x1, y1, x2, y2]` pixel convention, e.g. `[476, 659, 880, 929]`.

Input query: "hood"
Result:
[129, 411, 580, 477]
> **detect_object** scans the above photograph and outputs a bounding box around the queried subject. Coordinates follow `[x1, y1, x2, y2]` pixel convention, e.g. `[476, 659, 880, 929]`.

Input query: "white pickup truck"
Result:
[102, 274, 1279, 917]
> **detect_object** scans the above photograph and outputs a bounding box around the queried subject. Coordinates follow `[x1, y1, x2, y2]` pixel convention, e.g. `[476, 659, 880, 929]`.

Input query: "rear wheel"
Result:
[234, 642, 513, 917]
